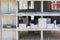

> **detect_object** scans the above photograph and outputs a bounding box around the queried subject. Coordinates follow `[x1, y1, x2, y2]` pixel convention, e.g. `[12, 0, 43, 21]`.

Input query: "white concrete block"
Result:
[31, 24, 38, 29]
[55, 25, 60, 29]
[38, 18, 47, 24]
[38, 18, 47, 29]
[39, 24, 47, 29]
[19, 24, 26, 29]
[55, 24, 60, 29]
[34, 25, 38, 28]
[47, 24, 54, 29]
[27, 26, 31, 29]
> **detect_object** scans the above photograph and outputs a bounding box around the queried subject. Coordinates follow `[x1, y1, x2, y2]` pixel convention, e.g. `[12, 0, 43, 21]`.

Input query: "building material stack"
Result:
[38, 18, 47, 29]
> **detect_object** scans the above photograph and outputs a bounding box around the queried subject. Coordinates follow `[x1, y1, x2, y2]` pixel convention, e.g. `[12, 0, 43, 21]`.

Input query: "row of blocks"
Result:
[19, 18, 59, 29]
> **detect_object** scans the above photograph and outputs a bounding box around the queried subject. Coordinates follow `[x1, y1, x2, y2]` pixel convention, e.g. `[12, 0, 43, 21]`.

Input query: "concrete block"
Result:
[27, 26, 31, 29]
[47, 24, 54, 29]
[38, 18, 47, 29]
[19, 24, 26, 29]
[31, 24, 38, 29]
[39, 24, 46, 29]
[38, 18, 47, 24]
[55, 24, 60, 29]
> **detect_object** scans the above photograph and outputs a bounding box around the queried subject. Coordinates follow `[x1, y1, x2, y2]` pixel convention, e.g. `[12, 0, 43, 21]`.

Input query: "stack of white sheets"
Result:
[19, 24, 26, 29]
[31, 24, 38, 29]
[38, 18, 47, 29]
[47, 24, 54, 29]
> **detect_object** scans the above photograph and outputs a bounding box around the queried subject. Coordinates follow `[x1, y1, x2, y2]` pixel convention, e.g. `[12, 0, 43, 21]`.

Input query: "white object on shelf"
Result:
[31, 16, 34, 20]
[19, 1, 27, 10]
[55, 25, 60, 29]
[54, 20, 57, 29]
[31, 24, 38, 29]
[38, 18, 47, 29]
[47, 24, 54, 29]
[34, 25, 38, 29]
[55, 24, 60, 29]
[19, 24, 26, 29]
[30, 24, 34, 29]
[54, 20, 56, 25]
[53, 20, 60, 29]
[7, 26, 11, 28]
[27, 26, 31, 29]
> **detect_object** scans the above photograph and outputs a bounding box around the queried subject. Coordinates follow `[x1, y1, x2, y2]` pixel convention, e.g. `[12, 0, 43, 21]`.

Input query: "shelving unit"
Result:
[0, 0, 60, 40]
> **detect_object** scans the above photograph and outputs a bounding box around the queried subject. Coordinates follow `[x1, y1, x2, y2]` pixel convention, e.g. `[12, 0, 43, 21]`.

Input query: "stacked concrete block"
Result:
[46, 18, 55, 29]
[19, 24, 26, 29]
[47, 24, 54, 29]
[55, 25, 60, 29]
[27, 26, 31, 29]
[53, 20, 60, 29]
[38, 18, 47, 29]
[31, 24, 38, 29]
[56, 24, 60, 29]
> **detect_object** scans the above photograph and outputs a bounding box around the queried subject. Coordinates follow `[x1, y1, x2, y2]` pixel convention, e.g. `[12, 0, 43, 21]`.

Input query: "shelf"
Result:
[17, 12, 60, 16]
[17, 28, 60, 31]
[2, 28, 16, 31]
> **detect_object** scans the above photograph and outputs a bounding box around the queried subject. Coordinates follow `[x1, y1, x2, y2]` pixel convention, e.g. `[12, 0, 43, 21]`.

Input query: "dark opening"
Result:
[19, 31, 41, 40]
[43, 1, 60, 12]
[43, 16, 60, 24]
[18, 1, 41, 12]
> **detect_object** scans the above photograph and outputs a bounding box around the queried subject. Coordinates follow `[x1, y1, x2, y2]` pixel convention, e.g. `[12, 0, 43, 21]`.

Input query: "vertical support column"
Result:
[16, 14, 18, 28]
[16, 1, 17, 13]
[0, 0, 1, 13]
[41, 30, 43, 40]
[1, 17, 2, 40]
[16, 14, 19, 40]
[8, 0, 9, 13]
[16, 30, 19, 40]
[41, 1, 43, 12]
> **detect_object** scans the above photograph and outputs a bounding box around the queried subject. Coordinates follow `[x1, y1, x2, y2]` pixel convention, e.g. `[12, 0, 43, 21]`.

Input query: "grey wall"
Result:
[2, 15, 16, 25]
[9, 0, 16, 13]
[0, 15, 2, 28]
[2, 30, 16, 40]
[1, 0, 16, 14]
[0, 30, 2, 40]
[0, 0, 1, 13]
[1, 0, 9, 13]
